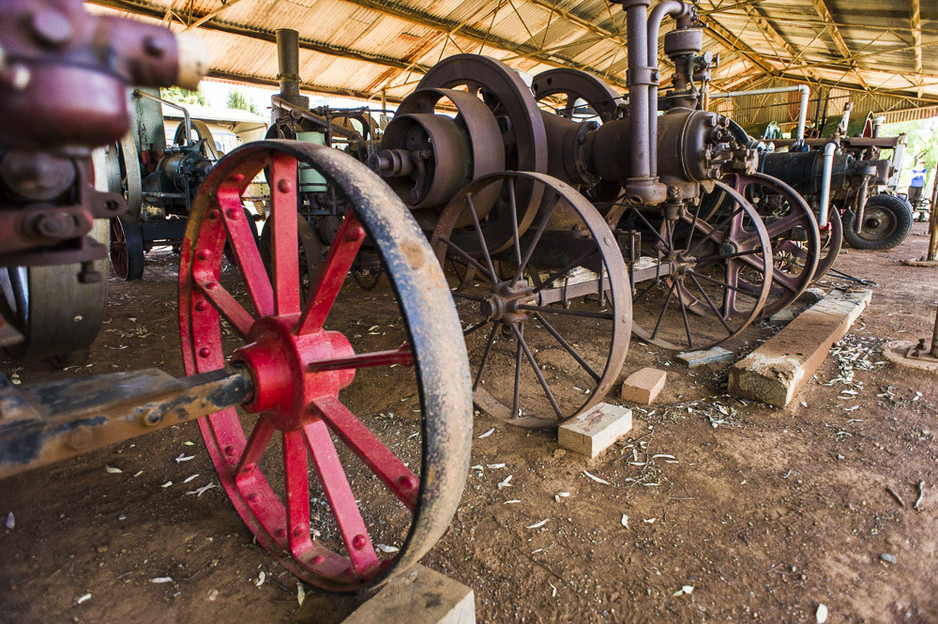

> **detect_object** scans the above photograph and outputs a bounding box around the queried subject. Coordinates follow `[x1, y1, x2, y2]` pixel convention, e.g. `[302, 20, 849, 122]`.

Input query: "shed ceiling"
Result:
[90, 0, 938, 120]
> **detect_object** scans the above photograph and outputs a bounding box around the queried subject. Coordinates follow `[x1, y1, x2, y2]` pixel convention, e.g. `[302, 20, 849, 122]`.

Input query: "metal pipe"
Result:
[622, 0, 652, 181]
[839, 102, 853, 135]
[133, 89, 191, 147]
[711, 84, 810, 142]
[276, 29, 301, 98]
[818, 141, 838, 227]
[270, 96, 359, 139]
[646, 0, 689, 174]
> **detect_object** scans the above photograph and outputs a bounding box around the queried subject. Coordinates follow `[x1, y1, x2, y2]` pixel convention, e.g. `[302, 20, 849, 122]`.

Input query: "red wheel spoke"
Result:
[283, 430, 313, 558]
[302, 419, 380, 578]
[235, 418, 275, 478]
[196, 281, 255, 338]
[217, 187, 274, 317]
[297, 210, 365, 335]
[311, 396, 419, 511]
[270, 153, 301, 315]
[306, 345, 413, 373]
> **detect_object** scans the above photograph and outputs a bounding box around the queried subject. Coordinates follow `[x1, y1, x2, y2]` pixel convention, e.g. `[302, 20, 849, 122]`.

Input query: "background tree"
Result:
[227, 88, 260, 115]
[160, 86, 208, 106]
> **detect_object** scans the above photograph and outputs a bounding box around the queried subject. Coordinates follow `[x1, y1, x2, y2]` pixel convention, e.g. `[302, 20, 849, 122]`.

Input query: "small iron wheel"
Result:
[629, 181, 774, 350]
[716, 172, 821, 316]
[109, 216, 145, 281]
[431, 171, 631, 428]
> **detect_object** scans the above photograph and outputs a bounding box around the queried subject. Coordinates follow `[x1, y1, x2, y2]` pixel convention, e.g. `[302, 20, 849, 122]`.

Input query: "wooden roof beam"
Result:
[742, 5, 823, 82]
[337, 0, 630, 91]
[700, 15, 777, 75]
[808, 0, 870, 91]
[911, 0, 924, 97]
[90, 0, 432, 75]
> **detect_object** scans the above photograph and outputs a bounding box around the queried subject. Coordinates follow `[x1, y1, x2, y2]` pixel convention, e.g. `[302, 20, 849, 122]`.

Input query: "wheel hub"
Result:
[233, 315, 355, 431]
[479, 280, 536, 323]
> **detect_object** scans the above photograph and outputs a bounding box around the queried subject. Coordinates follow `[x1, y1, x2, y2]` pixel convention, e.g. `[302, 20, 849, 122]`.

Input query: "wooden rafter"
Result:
[700, 13, 776, 75]
[741, 4, 822, 82]
[183, 0, 243, 32]
[807, 0, 870, 91]
[90, 0, 432, 74]
[911, 0, 924, 97]
[337, 0, 630, 91]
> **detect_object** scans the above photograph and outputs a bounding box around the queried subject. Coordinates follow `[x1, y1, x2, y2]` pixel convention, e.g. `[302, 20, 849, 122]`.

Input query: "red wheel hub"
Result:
[233, 316, 355, 430]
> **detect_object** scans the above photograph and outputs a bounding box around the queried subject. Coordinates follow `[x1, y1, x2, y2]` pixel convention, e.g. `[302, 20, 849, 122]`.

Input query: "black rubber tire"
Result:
[842, 194, 913, 250]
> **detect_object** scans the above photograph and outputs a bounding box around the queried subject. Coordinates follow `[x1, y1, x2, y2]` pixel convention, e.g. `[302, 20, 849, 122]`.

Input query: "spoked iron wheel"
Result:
[629, 181, 773, 350]
[812, 207, 843, 283]
[431, 172, 630, 428]
[109, 215, 145, 281]
[178, 140, 472, 591]
[717, 172, 820, 316]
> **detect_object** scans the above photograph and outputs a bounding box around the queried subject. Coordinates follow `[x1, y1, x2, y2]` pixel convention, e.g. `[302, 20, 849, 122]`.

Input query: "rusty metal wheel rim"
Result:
[431, 171, 631, 428]
[531, 67, 624, 209]
[720, 172, 820, 316]
[108, 216, 144, 281]
[178, 140, 472, 591]
[630, 182, 774, 350]
[417, 55, 548, 254]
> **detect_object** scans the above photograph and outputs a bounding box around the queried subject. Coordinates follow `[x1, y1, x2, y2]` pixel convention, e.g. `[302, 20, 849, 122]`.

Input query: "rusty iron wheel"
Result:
[108, 215, 145, 281]
[712, 172, 821, 316]
[812, 206, 843, 282]
[629, 181, 773, 350]
[178, 140, 472, 591]
[431, 171, 631, 428]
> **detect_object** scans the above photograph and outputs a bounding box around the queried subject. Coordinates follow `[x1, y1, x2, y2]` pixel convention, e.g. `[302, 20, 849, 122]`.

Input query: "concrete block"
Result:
[558, 402, 633, 458]
[676, 346, 735, 368]
[344, 564, 475, 624]
[620, 367, 667, 404]
[769, 309, 795, 324]
[728, 289, 872, 407]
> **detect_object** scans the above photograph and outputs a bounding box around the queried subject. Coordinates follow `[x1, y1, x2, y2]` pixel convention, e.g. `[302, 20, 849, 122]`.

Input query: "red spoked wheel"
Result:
[178, 140, 472, 591]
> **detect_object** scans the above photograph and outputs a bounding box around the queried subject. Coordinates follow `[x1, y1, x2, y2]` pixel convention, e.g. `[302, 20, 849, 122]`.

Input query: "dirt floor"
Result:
[2, 221, 938, 623]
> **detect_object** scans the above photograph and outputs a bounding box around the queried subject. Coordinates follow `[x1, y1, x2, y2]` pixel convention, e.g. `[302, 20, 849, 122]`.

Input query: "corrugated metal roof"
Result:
[88, 0, 938, 126]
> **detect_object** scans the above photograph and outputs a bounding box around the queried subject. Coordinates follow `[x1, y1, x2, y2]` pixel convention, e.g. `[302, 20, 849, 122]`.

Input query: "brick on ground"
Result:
[676, 346, 735, 368]
[558, 403, 633, 458]
[344, 564, 475, 624]
[620, 367, 667, 404]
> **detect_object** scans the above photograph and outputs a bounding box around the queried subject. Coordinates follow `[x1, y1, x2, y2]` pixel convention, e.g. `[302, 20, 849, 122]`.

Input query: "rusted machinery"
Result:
[1, 0, 472, 593]
[764, 112, 912, 251]
[105, 88, 219, 280]
[361, 1, 821, 425]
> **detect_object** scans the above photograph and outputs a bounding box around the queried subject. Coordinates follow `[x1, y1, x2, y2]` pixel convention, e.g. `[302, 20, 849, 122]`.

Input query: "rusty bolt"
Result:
[30, 9, 74, 47]
[141, 408, 162, 427]
[33, 212, 80, 239]
[67, 426, 94, 450]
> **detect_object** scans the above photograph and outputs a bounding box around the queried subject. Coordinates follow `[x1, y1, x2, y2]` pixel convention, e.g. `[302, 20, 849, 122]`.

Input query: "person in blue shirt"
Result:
[909, 160, 927, 202]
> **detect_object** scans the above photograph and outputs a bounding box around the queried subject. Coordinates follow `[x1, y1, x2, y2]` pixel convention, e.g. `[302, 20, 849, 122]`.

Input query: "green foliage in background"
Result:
[160, 86, 208, 106]
[227, 88, 260, 115]
[883, 117, 938, 189]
